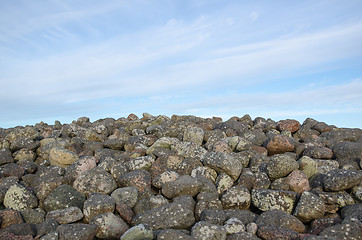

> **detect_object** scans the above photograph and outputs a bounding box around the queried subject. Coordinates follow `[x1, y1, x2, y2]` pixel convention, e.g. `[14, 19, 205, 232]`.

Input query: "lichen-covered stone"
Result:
[57, 223, 98, 240]
[49, 147, 79, 167]
[293, 191, 326, 223]
[191, 166, 218, 183]
[110, 187, 138, 208]
[224, 217, 246, 235]
[191, 221, 227, 240]
[298, 156, 318, 179]
[323, 169, 362, 191]
[202, 152, 242, 181]
[162, 175, 202, 198]
[120, 224, 153, 240]
[251, 189, 297, 214]
[183, 126, 204, 146]
[216, 173, 234, 194]
[43, 184, 86, 212]
[221, 185, 251, 210]
[46, 206, 83, 224]
[256, 209, 306, 233]
[90, 212, 129, 239]
[83, 193, 115, 223]
[4, 184, 38, 211]
[266, 153, 299, 181]
[124, 156, 155, 171]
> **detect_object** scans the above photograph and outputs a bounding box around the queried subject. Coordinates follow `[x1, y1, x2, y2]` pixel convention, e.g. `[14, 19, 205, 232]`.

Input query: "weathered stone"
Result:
[303, 146, 333, 159]
[224, 210, 257, 225]
[227, 232, 261, 240]
[319, 222, 362, 240]
[57, 223, 98, 240]
[90, 212, 129, 239]
[277, 119, 300, 133]
[124, 156, 155, 171]
[323, 169, 362, 191]
[298, 156, 318, 179]
[157, 229, 192, 240]
[43, 184, 86, 212]
[183, 126, 204, 146]
[0, 163, 25, 178]
[49, 147, 78, 167]
[0, 148, 15, 165]
[35, 219, 59, 237]
[31, 167, 64, 201]
[46, 206, 83, 224]
[118, 169, 152, 196]
[191, 166, 217, 183]
[251, 189, 297, 214]
[120, 224, 153, 240]
[110, 187, 138, 208]
[64, 156, 97, 184]
[257, 225, 300, 240]
[82, 193, 115, 223]
[287, 170, 310, 194]
[73, 168, 117, 196]
[293, 191, 326, 223]
[221, 185, 251, 210]
[256, 209, 305, 233]
[202, 152, 243, 181]
[162, 175, 202, 199]
[4, 184, 38, 211]
[263, 135, 295, 155]
[224, 217, 246, 234]
[333, 141, 362, 160]
[0, 209, 24, 228]
[266, 153, 299, 181]
[191, 221, 227, 240]
[116, 202, 135, 224]
[13, 148, 36, 162]
[309, 216, 342, 235]
[0, 223, 35, 237]
[200, 209, 227, 225]
[21, 208, 46, 224]
[195, 192, 223, 220]
[216, 172, 234, 194]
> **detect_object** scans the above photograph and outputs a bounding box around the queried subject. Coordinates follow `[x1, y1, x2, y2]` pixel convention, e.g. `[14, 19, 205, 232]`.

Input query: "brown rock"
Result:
[287, 170, 310, 194]
[277, 119, 301, 133]
[118, 169, 152, 197]
[264, 135, 295, 155]
[309, 216, 342, 235]
[116, 202, 134, 224]
[0, 209, 24, 228]
[257, 225, 300, 240]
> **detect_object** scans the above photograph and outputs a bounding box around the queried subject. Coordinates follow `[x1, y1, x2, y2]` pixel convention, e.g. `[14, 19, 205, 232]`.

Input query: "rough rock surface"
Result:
[0, 114, 360, 239]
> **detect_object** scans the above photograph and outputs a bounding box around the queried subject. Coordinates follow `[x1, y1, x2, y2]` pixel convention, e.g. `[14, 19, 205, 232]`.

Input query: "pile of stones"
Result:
[0, 113, 361, 240]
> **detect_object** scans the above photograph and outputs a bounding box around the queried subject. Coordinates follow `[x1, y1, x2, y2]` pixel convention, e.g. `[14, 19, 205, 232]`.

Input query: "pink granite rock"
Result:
[287, 170, 310, 194]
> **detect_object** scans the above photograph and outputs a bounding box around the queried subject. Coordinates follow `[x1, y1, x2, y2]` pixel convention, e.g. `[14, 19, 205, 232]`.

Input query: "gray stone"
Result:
[120, 224, 153, 240]
[124, 156, 155, 171]
[162, 175, 202, 199]
[4, 184, 38, 211]
[266, 153, 299, 180]
[324, 169, 362, 191]
[293, 191, 326, 223]
[90, 212, 129, 239]
[0, 148, 14, 166]
[221, 185, 251, 210]
[226, 232, 261, 240]
[21, 208, 46, 224]
[256, 209, 306, 233]
[224, 217, 246, 234]
[73, 168, 117, 196]
[333, 141, 362, 160]
[34, 219, 59, 236]
[191, 221, 226, 240]
[57, 223, 98, 240]
[251, 189, 297, 214]
[46, 206, 83, 224]
[157, 229, 192, 240]
[320, 222, 362, 240]
[110, 187, 138, 208]
[257, 225, 300, 240]
[43, 184, 86, 212]
[200, 209, 226, 225]
[83, 193, 115, 223]
[202, 152, 243, 181]
[183, 126, 204, 146]
[303, 146, 333, 159]
[224, 210, 258, 225]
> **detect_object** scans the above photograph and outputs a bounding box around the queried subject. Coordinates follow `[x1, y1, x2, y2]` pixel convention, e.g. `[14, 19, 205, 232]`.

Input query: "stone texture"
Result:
[221, 185, 251, 210]
[224, 217, 246, 234]
[298, 156, 318, 179]
[277, 119, 300, 133]
[110, 187, 138, 208]
[3, 184, 38, 211]
[251, 189, 297, 214]
[287, 170, 310, 194]
[303, 146, 333, 159]
[256, 209, 305, 233]
[263, 135, 295, 155]
[191, 221, 227, 240]
[202, 152, 242, 181]
[0, 209, 24, 228]
[183, 126, 204, 146]
[319, 222, 362, 240]
[49, 147, 79, 167]
[90, 212, 129, 239]
[120, 224, 153, 240]
[266, 154, 299, 181]
[293, 191, 326, 223]
[57, 223, 98, 240]
[157, 229, 192, 240]
[46, 206, 83, 224]
[257, 225, 300, 240]
[117, 169, 152, 196]
[323, 169, 362, 191]
[162, 175, 202, 199]
[43, 184, 86, 212]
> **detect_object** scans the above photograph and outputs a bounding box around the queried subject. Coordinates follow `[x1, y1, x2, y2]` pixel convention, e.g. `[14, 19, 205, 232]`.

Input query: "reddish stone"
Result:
[149, 157, 168, 179]
[287, 170, 310, 194]
[127, 114, 139, 121]
[0, 209, 24, 228]
[309, 216, 342, 235]
[116, 202, 135, 224]
[0, 163, 25, 179]
[118, 169, 152, 196]
[277, 119, 301, 133]
[212, 141, 232, 153]
[251, 145, 268, 155]
[0, 232, 33, 240]
[264, 135, 295, 155]
[257, 225, 300, 240]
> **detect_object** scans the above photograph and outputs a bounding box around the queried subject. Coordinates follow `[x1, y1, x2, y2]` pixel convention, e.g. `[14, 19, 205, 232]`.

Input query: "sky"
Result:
[1, 0, 362, 129]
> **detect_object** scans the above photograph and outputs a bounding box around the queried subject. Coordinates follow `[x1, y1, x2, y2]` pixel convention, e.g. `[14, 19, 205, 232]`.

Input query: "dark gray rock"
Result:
[257, 225, 300, 240]
[21, 208, 46, 224]
[57, 223, 98, 240]
[0, 223, 35, 237]
[324, 169, 362, 191]
[43, 184, 85, 212]
[256, 209, 305, 233]
[117, 169, 152, 197]
[333, 141, 362, 160]
[227, 232, 261, 240]
[157, 229, 192, 240]
[0, 148, 14, 166]
[202, 152, 243, 181]
[35, 219, 59, 236]
[111, 187, 138, 208]
[90, 212, 129, 239]
[162, 175, 202, 199]
[46, 206, 83, 224]
[319, 222, 362, 240]
[224, 209, 258, 225]
[293, 191, 326, 223]
[83, 193, 115, 223]
[191, 221, 226, 240]
[303, 146, 333, 159]
[199, 209, 226, 225]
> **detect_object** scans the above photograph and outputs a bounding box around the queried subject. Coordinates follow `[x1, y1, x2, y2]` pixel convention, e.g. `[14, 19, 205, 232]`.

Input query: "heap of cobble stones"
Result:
[0, 113, 361, 240]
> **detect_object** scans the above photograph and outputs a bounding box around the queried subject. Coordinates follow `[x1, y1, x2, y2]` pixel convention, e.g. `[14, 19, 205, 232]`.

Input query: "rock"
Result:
[246, 222, 258, 235]
[120, 224, 153, 240]
[200, 209, 227, 225]
[73, 168, 117, 196]
[303, 146, 333, 159]
[31, 167, 64, 201]
[191, 221, 227, 240]
[277, 119, 300, 133]
[221, 185, 251, 210]
[64, 156, 97, 184]
[0, 223, 35, 237]
[298, 156, 318, 179]
[117, 169, 152, 196]
[224, 217, 246, 234]
[287, 170, 310, 194]
[21, 208, 46, 224]
[195, 192, 223, 220]
[13, 148, 36, 162]
[49, 147, 78, 167]
[0, 163, 25, 178]
[183, 126, 204, 146]
[216, 173, 234, 194]
[255, 209, 306, 233]
[0, 148, 14, 166]
[157, 229, 192, 240]
[116, 202, 135, 224]
[341, 203, 362, 223]
[293, 191, 326, 223]
[309, 216, 342, 235]
[266, 153, 299, 181]
[323, 169, 362, 191]
[0, 209, 24, 228]
[132, 201, 195, 230]
[57, 223, 98, 240]
[319, 222, 362, 240]
[124, 156, 155, 171]
[171, 141, 207, 160]
[224, 210, 257, 225]
[191, 166, 217, 183]
[257, 225, 300, 240]
[46, 206, 83, 224]
[110, 187, 138, 208]
[333, 141, 362, 160]
[202, 152, 243, 181]
[227, 232, 261, 240]
[4, 184, 38, 211]
[251, 189, 297, 214]
[90, 212, 129, 239]
[162, 175, 202, 199]
[263, 135, 295, 155]
[35, 219, 59, 236]
[150, 194, 169, 209]
[43, 184, 86, 212]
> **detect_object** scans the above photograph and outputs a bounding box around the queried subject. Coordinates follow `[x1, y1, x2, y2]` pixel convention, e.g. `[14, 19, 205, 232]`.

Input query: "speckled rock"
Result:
[43, 184, 86, 212]
[263, 135, 295, 155]
[224, 217, 246, 234]
[309, 216, 342, 235]
[0, 163, 25, 178]
[287, 170, 310, 194]
[266, 153, 299, 181]
[221, 185, 251, 210]
[13, 148, 36, 162]
[162, 175, 202, 198]
[49, 147, 78, 168]
[21, 208, 46, 224]
[319, 222, 362, 240]
[255, 209, 306, 233]
[120, 224, 153, 240]
[298, 156, 318, 179]
[117, 169, 152, 196]
[0, 223, 35, 238]
[323, 169, 362, 191]
[46, 206, 83, 224]
[251, 189, 297, 214]
[56, 223, 98, 240]
[277, 119, 300, 133]
[0, 148, 15, 165]
[216, 173, 234, 194]
[110, 186, 138, 208]
[195, 192, 223, 220]
[333, 141, 362, 160]
[202, 152, 242, 181]
[73, 168, 117, 196]
[303, 146, 333, 159]
[0, 209, 24, 228]
[199, 209, 227, 225]
[183, 126, 204, 146]
[34, 219, 59, 237]
[132, 201, 195, 230]
[227, 232, 261, 240]
[191, 166, 217, 183]
[257, 225, 300, 240]
[64, 156, 97, 184]
[293, 191, 326, 223]
[191, 221, 227, 240]
[124, 156, 155, 171]
[4, 184, 38, 211]
[90, 212, 129, 239]
[157, 229, 192, 240]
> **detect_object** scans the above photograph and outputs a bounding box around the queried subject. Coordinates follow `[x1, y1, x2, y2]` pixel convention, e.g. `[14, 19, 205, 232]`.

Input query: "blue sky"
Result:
[1, 0, 362, 128]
